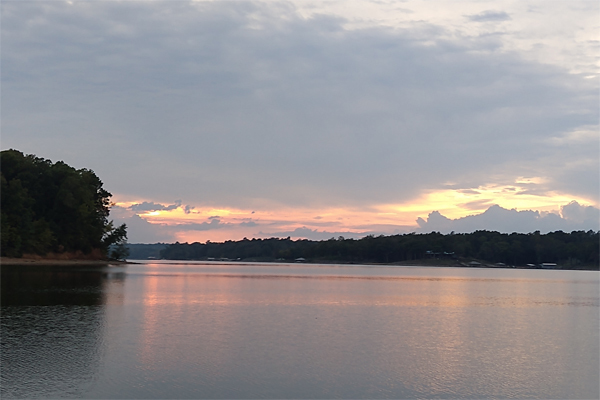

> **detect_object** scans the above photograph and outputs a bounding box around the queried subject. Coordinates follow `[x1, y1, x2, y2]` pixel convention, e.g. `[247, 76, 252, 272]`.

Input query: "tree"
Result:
[1, 149, 127, 258]
[109, 241, 130, 261]
[104, 222, 129, 260]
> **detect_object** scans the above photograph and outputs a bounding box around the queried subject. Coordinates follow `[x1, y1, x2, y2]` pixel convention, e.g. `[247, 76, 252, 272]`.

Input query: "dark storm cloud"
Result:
[1, 1, 597, 210]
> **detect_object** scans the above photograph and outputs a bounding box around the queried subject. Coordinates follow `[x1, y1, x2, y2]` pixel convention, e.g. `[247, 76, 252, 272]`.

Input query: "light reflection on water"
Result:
[1, 262, 598, 399]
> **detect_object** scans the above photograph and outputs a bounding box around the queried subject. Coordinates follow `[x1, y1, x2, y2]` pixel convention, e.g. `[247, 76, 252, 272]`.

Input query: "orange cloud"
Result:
[380, 181, 597, 222]
[113, 180, 598, 243]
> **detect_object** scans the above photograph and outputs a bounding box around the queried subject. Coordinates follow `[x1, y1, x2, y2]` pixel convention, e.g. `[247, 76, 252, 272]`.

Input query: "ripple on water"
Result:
[1, 305, 105, 399]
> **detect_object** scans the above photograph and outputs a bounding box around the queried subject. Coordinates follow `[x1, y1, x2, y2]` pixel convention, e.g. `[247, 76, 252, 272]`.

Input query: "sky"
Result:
[2, 0, 599, 243]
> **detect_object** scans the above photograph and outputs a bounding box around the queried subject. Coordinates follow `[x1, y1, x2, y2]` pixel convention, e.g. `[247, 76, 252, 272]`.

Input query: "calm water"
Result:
[1, 261, 598, 399]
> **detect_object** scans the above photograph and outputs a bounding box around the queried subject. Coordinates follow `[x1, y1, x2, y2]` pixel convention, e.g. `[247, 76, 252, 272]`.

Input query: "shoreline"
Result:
[0, 257, 132, 266]
[130, 258, 598, 271]
[1, 257, 596, 270]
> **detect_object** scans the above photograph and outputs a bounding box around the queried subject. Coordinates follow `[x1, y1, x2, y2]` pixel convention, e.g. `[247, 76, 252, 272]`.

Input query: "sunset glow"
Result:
[113, 180, 597, 243]
[381, 184, 596, 221]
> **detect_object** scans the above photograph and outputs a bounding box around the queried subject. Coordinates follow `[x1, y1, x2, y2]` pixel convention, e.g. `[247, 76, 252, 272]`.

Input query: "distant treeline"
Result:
[127, 243, 167, 260]
[1, 149, 127, 259]
[160, 230, 599, 268]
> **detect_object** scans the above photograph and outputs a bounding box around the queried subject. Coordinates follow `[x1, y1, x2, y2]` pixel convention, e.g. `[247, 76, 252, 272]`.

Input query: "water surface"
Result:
[2, 262, 598, 399]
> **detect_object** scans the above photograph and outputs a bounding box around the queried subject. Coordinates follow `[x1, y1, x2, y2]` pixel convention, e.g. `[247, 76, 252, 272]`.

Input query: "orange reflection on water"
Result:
[119, 267, 598, 399]
[133, 273, 266, 381]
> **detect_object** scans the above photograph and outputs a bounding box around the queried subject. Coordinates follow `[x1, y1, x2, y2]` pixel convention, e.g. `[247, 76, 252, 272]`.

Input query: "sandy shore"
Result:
[0, 257, 130, 266]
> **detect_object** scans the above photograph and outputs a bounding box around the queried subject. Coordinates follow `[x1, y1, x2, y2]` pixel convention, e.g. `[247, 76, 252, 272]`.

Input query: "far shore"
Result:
[129, 257, 599, 270]
[1, 257, 596, 270]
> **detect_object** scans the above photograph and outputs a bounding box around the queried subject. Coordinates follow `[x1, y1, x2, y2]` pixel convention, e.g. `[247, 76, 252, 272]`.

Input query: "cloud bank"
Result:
[2, 1, 598, 211]
[111, 200, 599, 243]
[416, 202, 599, 234]
[2, 1, 598, 243]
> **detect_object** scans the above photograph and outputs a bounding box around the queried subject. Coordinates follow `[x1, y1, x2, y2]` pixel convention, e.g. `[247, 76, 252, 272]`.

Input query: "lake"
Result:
[1, 261, 598, 399]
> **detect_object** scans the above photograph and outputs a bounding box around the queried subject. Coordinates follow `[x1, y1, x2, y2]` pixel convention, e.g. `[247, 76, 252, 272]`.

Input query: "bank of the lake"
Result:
[0, 257, 131, 266]
[157, 230, 600, 270]
[131, 256, 599, 271]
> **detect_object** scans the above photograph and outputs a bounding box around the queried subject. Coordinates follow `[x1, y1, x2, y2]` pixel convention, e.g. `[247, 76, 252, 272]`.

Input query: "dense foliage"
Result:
[1, 149, 127, 258]
[127, 243, 167, 260]
[160, 230, 599, 268]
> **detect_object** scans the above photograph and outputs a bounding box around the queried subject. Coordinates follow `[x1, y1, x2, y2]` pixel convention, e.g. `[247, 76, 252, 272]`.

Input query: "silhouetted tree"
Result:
[1, 149, 127, 258]
[159, 230, 599, 269]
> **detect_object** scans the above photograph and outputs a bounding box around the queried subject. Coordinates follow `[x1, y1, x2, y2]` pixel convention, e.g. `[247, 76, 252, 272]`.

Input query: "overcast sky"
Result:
[2, 0, 598, 243]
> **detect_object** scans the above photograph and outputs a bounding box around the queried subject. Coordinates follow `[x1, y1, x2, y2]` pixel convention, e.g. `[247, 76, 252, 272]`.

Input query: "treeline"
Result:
[127, 243, 167, 260]
[160, 230, 599, 268]
[1, 149, 127, 259]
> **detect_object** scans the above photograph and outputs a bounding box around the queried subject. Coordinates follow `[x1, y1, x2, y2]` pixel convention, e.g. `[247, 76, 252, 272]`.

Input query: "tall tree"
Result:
[1, 149, 127, 258]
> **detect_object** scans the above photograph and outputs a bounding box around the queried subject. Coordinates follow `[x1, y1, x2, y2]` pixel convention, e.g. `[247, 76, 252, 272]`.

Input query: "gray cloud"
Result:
[561, 201, 600, 225]
[458, 189, 481, 195]
[109, 205, 177, 243]
[184, 219, 226, 231]
[240, 221, 258, 227]
[467, 11, 511, 22]
[184, 205, 195, 214]
[119, 214, 177, 244]
[416, 203, 600, 234]
[130, 201, 181, 212]
[1, 1, 597, 212]
[458, 199, 494, 211]
[164, 218, 259, 232]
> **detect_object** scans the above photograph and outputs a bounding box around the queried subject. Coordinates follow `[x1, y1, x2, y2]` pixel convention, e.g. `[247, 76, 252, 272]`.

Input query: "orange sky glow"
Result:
[114, 179, 597, 243]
